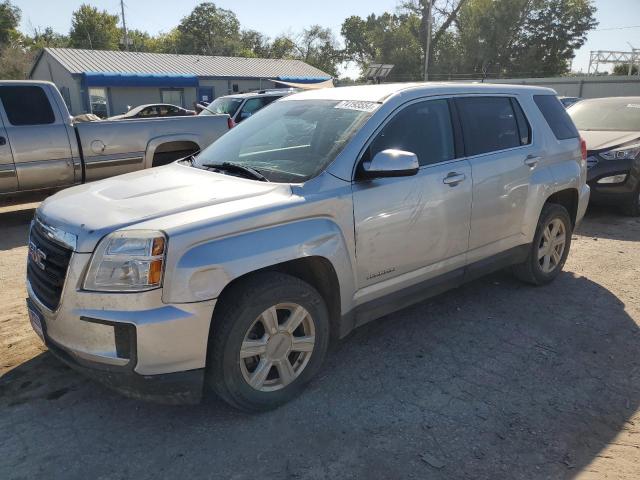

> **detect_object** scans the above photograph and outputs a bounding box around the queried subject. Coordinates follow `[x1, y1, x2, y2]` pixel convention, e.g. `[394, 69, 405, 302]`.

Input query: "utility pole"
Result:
[120, 0, 129, 51]
[423, 0, 433, 82]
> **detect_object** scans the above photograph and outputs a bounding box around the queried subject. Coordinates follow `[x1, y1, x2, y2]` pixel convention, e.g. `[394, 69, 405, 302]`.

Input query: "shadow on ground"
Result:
[0, 207, 35, 251]
[1, 270, 638, 479]
[578, 205, 640, 242]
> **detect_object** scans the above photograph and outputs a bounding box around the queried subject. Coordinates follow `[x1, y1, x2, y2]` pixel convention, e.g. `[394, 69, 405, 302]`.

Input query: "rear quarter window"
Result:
[533, 95, 578, 140]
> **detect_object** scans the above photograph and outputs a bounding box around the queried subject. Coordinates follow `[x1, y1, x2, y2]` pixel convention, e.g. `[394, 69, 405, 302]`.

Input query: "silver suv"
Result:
[27, 83, 590, 411]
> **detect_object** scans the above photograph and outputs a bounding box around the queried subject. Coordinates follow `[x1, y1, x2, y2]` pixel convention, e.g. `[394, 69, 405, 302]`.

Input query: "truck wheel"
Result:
[622, 186, 640, 217]
[513, 203, 572, 286]
[207, 272, 330, 412]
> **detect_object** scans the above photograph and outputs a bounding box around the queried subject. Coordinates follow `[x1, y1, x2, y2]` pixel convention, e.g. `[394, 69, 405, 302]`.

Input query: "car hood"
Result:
[37, 163, 291, 252]
[580, 130, 640, 151]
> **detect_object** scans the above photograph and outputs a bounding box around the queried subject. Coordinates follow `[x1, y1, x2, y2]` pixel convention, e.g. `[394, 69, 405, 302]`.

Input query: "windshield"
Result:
[568, 99, 640, 131]
[200, 97, 243, 116]
[194, 99, 378, 182]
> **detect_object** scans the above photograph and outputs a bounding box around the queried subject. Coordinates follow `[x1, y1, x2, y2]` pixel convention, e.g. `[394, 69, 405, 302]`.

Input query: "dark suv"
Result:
[568, 97, 640, 216]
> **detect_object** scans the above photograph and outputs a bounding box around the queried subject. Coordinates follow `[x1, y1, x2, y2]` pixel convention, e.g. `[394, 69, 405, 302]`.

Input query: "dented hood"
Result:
[37, 163, 291, 252]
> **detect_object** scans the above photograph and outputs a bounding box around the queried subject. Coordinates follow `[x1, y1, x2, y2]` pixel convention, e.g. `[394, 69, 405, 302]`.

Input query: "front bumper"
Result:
[27, 251, 216, 404]
[587, 156, 639, 205]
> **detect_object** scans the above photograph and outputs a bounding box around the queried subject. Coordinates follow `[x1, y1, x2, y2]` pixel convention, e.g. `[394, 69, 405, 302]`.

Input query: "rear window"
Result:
[0, 86, 55, 126]
[533, 95, 579, 140]
[200, 97, 243, 117]
[455, 96, 523, 156]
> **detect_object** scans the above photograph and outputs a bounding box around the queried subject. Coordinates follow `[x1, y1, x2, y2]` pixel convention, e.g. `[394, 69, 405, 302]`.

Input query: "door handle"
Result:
[0, 136, 6, 146]
[443, 172, 466, 186]
[524, 155, 541, 167]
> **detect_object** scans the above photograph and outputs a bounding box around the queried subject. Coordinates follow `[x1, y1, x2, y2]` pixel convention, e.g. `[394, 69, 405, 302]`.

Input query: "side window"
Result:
[456, 97, 521, 155]
[262, 96, 279, 106]
[368, 99, 455, 166]
[0, 86, 55, 126]
[533, 95, 579, 140]
[511, 98, 532, 145]
[238, 98, 267, 122]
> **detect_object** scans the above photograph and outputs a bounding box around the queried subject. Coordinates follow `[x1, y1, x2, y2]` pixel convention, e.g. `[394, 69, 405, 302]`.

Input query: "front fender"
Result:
[161, 218, 356, 313]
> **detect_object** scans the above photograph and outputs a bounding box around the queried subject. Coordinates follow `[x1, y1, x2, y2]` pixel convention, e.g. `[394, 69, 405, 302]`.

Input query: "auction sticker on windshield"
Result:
[334, 100, 379, 112]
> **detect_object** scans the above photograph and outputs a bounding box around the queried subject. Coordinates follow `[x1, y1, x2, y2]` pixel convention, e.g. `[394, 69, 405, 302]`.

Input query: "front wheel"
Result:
[513, 203, 572, 285]
[207, 272, 329, 412]
[622, 185, 640, 217]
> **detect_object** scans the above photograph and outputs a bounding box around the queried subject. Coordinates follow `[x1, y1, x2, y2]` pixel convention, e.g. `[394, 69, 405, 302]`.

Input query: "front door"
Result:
[0, 85, 75, 191]
[0, 113, 17, 194]
[352, 98, 472, 303]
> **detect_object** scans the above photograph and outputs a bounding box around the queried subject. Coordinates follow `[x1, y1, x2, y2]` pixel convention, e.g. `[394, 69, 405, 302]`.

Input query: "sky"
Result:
[13, 0, 640, 78]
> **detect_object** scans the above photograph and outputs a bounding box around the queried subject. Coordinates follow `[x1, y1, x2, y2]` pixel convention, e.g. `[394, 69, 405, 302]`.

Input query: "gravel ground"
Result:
[1, 200, 639, 479]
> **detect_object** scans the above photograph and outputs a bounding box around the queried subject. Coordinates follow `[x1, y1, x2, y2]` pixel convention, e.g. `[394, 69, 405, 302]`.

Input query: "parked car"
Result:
[0, 81, 231, 199]
[567, 96, 640, 216]
[27, 83, 589, 411]
[108, 103, 196, 120]
[199, 89, 296, 124]
[558, 96, 582, 108]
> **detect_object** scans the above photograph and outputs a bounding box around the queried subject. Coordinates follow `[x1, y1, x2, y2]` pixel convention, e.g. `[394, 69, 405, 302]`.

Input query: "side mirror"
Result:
[361, 149, 419, 179]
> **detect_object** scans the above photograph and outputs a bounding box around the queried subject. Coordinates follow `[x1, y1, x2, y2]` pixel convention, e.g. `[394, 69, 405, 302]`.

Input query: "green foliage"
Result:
[613, 64, 639, 75]
[342, 0, 598, 79]
[0, 44, 33, 79]
[0, 0, 20, 46]
[69, 4, 120, 50]
[29, 27, 69, 49]
[293, 25, 343, 77]
[176, 2, 241, 55]
[268, 35, 297, 59]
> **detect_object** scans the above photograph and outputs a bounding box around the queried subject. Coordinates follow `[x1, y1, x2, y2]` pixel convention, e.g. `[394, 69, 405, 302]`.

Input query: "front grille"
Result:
[27, 222, 73, 310]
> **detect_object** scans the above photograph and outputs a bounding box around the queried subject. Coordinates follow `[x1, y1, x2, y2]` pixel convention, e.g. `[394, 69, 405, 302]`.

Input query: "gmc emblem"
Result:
[29, 241, 47, 271]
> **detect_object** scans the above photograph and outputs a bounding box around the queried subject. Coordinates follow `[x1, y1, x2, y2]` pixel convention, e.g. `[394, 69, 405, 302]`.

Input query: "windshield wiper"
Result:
[202, 162, 269, 182]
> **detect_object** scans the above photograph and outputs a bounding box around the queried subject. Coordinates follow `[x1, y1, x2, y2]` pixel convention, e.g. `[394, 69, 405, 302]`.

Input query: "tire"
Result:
[513, 203, 573, 286]
[207, 272, 330, 412]
[622, 185, 640, 217]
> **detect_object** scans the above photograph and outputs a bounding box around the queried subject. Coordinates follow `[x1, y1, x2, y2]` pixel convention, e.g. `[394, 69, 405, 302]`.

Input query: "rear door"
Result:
[0, 113, 17, 193]
[455, 96, 539, 262]
[0, 85, 75, 191]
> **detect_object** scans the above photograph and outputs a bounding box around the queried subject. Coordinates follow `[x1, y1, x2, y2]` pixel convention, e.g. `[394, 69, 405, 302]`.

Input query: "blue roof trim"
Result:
[84, 72, 199, 88]
[276, 76, 331, 83]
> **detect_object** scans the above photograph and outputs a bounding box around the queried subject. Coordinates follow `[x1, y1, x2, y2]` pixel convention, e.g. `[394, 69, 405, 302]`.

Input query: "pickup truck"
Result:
[0, 81, 230, 198]
[27, 83, 589, 411]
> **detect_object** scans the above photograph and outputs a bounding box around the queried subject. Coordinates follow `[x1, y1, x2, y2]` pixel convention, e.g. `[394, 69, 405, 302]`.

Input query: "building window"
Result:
[161, 89, 184, 107]
[89, 87, 109, 118]
[232, 84, 239, 93]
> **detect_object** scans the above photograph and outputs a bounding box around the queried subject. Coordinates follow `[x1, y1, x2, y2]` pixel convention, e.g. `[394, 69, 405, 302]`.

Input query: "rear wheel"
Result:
[513, 203, 572, 285]
[208, 272, 329, 412]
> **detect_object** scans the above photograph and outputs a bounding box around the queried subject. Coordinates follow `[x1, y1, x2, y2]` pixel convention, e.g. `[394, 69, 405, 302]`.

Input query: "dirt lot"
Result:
[1, 199, 639, 479]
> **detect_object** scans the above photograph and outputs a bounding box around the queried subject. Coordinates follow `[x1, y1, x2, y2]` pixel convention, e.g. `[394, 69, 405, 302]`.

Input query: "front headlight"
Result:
[600, 144, 640, 161]
[84, 230, 166, 292]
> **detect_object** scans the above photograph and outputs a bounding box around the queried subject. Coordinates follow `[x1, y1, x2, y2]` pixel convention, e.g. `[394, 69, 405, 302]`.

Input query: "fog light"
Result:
[597, 174, 628, 184]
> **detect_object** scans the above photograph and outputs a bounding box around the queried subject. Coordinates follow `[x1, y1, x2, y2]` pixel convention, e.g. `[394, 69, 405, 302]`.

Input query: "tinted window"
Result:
[511, 98, 531, 145]
[456, 97, 520, 155]
[534, 95, 579, 140]
[369, 99, 455, 166]
[568, 98, 640, 132]
[0, 86, 55, 126]
[200, 97, 243, 116]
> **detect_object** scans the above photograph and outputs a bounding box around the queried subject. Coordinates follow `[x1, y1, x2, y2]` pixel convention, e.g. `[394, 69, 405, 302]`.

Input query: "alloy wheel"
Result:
[537, 218, 566, 274]
[239, 303, 316, 392]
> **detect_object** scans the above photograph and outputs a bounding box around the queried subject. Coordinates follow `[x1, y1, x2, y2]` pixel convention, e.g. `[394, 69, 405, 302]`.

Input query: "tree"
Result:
[29, 27, 69, 49]
[69, 4, 120, 50]
[176, 2, 241, 55]
[0, 44, 33, 79]
[613, 63, 639, 76]
[240, 29, 270, 57]
[292, 25, 343, 77]
[0, 0, 20, 46]
[268, 35, 297, 59]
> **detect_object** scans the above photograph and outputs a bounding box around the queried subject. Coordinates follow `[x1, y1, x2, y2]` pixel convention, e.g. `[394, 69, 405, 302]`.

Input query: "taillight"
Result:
[580, 137, 587, 163]
[227, 117, 235, 129]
